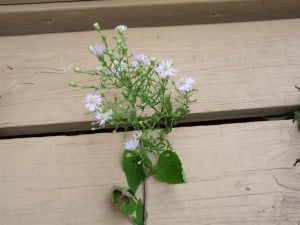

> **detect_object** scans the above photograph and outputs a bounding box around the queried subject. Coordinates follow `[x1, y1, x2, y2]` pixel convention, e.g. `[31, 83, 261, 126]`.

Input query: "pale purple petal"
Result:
[84, 94, 102, 111]
[155, 60, 177, 78]
[124, 139, 139, 151]
[89, 44, 104, 57]
[132, 54, 150, 67]
[95, 110, 113, 126]
[176, 76, 194, 92]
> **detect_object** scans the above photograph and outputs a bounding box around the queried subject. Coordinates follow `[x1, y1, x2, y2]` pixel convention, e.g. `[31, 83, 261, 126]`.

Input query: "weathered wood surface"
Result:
[147, 120, 300, 225]
[0, 0, 85, 5]
[1, 0, 300, 35]
[1, 19, 300, 136]
[0, 120, 299, 225]
[0, 0, 89, 5]
[0, 131, 131, 225]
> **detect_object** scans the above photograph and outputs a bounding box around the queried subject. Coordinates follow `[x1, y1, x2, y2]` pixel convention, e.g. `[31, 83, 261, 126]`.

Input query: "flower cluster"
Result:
[71, 23, 196, 225]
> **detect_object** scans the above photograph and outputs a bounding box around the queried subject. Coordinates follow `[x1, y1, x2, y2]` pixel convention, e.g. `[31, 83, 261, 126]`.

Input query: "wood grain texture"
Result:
[1, 19, 300, 136]
[0, 0, 92, 5]
[0, 131, 131, 225]
[147, 120, 300, 225]
[1, 0, 300, 35]
[0, 120, 299, 225]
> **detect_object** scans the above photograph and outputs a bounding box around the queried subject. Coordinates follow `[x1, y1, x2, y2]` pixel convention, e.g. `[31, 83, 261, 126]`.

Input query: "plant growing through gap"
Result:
[70, 23, 196, 225]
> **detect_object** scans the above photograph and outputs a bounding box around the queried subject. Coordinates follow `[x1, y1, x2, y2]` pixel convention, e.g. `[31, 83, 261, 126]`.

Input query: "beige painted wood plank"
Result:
[1, 19, 300, 136]
[1, 120, 299, 225]
[0, 131, 132, 225]
[1, 0, 300, 35]
[147, 120, 300, 225]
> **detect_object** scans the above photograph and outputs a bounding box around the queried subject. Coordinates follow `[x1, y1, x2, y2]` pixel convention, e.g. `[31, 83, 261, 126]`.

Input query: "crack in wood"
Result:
[272, 175, 300, 192]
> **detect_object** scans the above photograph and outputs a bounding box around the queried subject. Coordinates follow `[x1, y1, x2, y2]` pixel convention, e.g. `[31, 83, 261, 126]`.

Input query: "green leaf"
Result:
[112, 188, 122, 208]
[155, 150, 186, 184]
[111, 186, 138, 216]
[122, 151, 146, 193]
[120, 196, 137, 215]
[294, 111, 300, 131]
[294, 111, 300, 121]
[134, 199, 144, 225]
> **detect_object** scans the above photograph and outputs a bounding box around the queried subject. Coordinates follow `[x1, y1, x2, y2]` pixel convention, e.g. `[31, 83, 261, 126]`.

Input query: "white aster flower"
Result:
[155, 60, 177, 78]
[176, 76, 194, 92]
[95, 110, 113, 126]
[124, 139, 139, 151]
[84, 94, 102, 111]
[110, 60, 126, 75]
[115, 25, 127, 33]
[132, 54, 150, 67]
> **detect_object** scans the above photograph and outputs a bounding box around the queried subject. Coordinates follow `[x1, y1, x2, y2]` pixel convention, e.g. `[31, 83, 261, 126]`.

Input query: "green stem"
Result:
[143, 178, 147, 225]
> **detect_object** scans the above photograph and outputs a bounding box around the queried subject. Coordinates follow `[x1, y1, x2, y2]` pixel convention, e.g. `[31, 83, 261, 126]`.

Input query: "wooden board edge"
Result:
[1, 105, 299, 137]
[0, 0, 88, 5]
[1, 0, 300, 35]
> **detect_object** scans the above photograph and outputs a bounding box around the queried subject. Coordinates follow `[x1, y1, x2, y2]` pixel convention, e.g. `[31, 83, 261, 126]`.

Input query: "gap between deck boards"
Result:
[0, 114, 294, 140]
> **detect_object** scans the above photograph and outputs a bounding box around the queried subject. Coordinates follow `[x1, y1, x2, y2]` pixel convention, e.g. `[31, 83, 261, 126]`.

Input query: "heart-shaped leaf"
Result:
[155, 150, 186, 184]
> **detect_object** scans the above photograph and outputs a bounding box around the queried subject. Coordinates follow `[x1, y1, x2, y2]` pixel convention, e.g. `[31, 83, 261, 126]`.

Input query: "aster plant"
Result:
[70, 23, 196, 225]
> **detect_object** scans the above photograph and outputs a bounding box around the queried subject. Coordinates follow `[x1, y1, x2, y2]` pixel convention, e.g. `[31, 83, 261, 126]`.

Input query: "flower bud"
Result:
[115, 25, 127, 34]
[136, 68, 142, 75]
[125, 152, 133, 157]
[93, 22, 101, 32]
[69, 81, 78, 87]
[74, 67, 82, 73]
[88, 45, 104, 57]
[122, 46, 128, 52]
[150, 57, 157, 66]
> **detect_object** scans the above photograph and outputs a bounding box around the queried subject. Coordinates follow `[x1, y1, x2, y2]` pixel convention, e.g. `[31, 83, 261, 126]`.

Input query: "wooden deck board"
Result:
[0, 0, 88, 5]
[147, 120, 300, 225]
[1, 120, 299, 225]
[0, 0, 300, 35]
[1, 19, 300, 136]
[0, 131, 131, 225]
